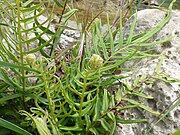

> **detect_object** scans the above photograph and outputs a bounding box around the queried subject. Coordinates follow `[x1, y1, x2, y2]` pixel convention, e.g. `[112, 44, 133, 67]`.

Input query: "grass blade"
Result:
[0, 118, 32, 135]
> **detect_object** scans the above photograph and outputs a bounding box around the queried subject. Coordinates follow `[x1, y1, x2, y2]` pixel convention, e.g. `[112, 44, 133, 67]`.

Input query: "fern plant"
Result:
[0, 0, 76, 134]
[0, 0, 178, 135]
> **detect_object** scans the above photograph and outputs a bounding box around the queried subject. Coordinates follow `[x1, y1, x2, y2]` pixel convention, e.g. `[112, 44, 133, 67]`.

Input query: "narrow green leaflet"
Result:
[115, 88, 122, 102]
[22, 33, 55, 54]
[133, 0, 176, 43]
[107, 112, 116, 135]
[100, 48, 138, 72]
[130, 92, 154, 99]
[97, 118, 111, 131]
[0, 61, 40, 73]
[0, 39, 19, 63]
[89, 128, 99, 135]
[123, 98, 160, 115]
[0, 70, 21, 88]
[0, 81, 9, 92]
[118, 9, 123, 47]
[85, 115, 91, 129]
[126, 11, 137, 45]
[117, 104, 139, 111]
[145, 97, 180, 135]
[22, 0, 34, 7]
[101, 75, 125, 86]
[34, 15, 55, 35]
[51, 28, 64, 56]
[101, 89, 109, 113]
[0, 118, 32, 135]
[116, 117, 147, 124]
[62, 88, 73, 104]
[20, 0, 47, 13]
[71, 103, 93, 117]
[0, 94, 21, 103]
[53, 0, 63, 7]
[59, 125, 83, 131]
[62, 9, 78, 18]
[95, 20, 108, 60]
[106, 14, 114, 53]
[0, 23, 9, 26]
[37, 36, 51, 58]
[92, 29, 101, 55]
[93, 94, 101, 121]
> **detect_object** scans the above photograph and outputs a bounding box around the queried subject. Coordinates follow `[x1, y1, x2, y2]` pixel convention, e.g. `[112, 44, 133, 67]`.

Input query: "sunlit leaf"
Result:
[97, 118, 111, 131]
[89, 128, 99, 135]
[115, 88, 122, 102]
[116, 117, 147, 124]
[123, 98, 160, 115]
[102, 89, 109, 113]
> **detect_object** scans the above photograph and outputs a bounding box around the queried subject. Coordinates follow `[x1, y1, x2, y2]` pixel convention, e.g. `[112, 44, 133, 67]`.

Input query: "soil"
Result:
[53, 0, 131, 23]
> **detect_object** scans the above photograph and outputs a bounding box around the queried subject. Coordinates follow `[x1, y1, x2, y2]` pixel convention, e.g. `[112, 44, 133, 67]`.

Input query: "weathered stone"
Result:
[115, 9, 180, 135]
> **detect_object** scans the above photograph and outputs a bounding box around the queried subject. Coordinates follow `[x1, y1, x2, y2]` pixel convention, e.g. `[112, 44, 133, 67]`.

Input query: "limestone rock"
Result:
[116, 9, 180, 135]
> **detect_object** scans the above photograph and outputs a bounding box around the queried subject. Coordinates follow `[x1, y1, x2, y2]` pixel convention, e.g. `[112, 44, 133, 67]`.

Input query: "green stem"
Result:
[42, 71, 60, 135]
[79, 70, 89, 125]
[43, 74, 53, 114]
[16, 0, 26, 109]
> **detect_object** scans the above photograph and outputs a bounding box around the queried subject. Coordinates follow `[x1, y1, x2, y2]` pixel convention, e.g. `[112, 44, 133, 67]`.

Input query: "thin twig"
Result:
[50, 0, 68, 56]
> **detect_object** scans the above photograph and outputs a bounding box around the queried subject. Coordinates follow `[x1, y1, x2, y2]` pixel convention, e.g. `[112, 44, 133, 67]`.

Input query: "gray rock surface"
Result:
[115, 9, 180, 135]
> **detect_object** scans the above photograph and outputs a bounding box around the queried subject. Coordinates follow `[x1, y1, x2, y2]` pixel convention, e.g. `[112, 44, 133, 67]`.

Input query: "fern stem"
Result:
[16, 0, 26, 109]
[42, 71, 60, 134]
[79, 70, 89, 125]
[43, 73, 54, 115]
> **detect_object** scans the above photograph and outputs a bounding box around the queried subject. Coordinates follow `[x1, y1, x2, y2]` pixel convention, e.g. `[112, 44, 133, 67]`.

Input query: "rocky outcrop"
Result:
[115, 9, 180, 135]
